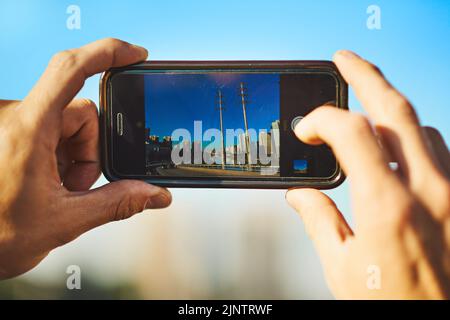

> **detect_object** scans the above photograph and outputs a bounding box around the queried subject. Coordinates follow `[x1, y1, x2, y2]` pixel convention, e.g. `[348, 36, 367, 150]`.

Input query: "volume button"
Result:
[116, 113, 124, 136]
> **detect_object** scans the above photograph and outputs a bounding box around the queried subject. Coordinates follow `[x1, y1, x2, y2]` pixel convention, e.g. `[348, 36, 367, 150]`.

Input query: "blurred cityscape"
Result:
[0, 183, 347, 299]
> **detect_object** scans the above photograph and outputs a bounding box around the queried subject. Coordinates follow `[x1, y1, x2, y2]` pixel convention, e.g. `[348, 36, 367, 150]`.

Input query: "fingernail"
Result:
[285, 190, 295, 207]
[335, 50, 360, 60]
[131, 44, 148, 56]
[145, 192, 171, 209]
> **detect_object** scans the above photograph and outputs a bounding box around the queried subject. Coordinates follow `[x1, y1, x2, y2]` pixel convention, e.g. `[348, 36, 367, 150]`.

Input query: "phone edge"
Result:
[99, 60, 348, 190]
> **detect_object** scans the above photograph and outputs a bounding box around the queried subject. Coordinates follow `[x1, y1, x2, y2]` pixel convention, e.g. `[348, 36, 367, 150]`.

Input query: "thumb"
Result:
[286, 188, 353, 261]
[62, 180, 171, 238]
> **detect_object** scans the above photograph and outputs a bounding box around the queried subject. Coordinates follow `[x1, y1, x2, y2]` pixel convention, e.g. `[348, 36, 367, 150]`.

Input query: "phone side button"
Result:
[116, 113, 124, 136]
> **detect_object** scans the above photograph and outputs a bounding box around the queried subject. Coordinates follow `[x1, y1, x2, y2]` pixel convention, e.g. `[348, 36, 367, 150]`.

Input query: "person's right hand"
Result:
[287, 50, 450, 299]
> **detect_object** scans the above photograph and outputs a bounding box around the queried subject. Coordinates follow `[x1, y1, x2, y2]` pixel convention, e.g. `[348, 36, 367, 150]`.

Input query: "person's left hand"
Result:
[0, 38, 172, 279]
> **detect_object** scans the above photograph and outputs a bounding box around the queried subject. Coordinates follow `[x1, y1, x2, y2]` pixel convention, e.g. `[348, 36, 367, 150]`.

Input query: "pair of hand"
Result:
[0, 39, 449, 299]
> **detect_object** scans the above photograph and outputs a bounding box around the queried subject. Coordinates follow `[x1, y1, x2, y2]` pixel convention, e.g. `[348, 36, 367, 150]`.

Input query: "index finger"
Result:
[23, 38, 148, 121]
[332, 51, 442, 190]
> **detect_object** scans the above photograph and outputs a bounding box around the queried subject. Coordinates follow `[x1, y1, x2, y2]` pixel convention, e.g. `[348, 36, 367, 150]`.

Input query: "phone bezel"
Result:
[100, 61, 348, 189]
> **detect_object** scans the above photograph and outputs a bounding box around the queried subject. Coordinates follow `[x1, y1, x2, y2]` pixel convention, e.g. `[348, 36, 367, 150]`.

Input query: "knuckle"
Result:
[81, 98, 97, 108]
[315, 105, 336, 115]
[367, 61, 383, 76]
[110, 191, 145, 222]
[103, 37, 119, 45]
[66, 99, 98, 128]
[96, 38, 125, 65]
[49, 50, 78, 70]
[347, 114, 372, 135]
[111, 196, 132, 221]
[102, 37, 125, 49]
[383, 90, 418, 123]
[81, 98, 98, 117]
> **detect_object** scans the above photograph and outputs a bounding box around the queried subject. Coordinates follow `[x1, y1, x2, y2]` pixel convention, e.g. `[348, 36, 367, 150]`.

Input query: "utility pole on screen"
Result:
[216, 89, 226, 169]
[239, 82, 252, 169]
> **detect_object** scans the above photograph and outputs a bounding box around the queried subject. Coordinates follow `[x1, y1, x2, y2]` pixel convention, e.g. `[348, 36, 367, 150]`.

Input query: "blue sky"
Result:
[0, 0, 449, 216]
[1, 0, 448, 145]
[144, 73, 279, 145]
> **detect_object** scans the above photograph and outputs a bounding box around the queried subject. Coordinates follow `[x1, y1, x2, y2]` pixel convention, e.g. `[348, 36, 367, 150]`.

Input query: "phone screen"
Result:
[109, 69, 340, 181]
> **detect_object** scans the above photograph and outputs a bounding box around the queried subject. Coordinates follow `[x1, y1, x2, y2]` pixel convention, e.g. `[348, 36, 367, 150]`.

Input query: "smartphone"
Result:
[100, 61, 347, 189]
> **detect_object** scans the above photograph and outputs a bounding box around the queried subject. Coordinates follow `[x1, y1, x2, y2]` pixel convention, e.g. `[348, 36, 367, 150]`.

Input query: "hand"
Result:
[0, 39, 172, 279]
[286, 50, 450, 299]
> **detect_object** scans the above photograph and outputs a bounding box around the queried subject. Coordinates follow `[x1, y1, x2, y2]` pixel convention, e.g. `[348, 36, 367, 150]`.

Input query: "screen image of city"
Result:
[144, 72, 283, 177]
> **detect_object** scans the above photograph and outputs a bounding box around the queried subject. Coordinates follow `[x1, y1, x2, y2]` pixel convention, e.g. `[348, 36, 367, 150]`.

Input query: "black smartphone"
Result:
[100, 61, 347, 189]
